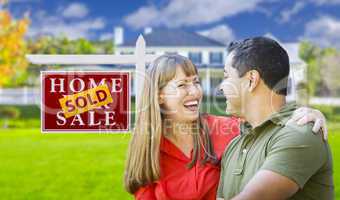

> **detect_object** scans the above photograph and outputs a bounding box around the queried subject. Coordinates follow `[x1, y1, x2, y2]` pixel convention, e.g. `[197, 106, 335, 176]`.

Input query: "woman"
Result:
[124, 54, 327, 200]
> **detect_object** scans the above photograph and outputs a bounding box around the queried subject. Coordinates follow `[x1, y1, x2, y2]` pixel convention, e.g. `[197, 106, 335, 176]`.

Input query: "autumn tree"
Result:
[0, 1, 30, 87]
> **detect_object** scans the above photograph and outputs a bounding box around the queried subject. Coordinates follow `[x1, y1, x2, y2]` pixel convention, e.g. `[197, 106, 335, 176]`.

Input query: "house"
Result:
[115, 27, 226, 96]
[115, 27, 306, 100]
[282, 43, 307, 101]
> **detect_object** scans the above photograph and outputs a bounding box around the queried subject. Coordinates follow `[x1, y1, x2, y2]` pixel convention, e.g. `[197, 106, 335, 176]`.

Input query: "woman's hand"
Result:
[287, 107, 328, 140]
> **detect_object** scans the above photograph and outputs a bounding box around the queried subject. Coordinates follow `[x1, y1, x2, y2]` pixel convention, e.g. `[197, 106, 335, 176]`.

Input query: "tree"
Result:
[320, 53, 340, 96]
[0, 1, 30, 87]
[74, 38, 96, 54]
[27, 36, 113, 55]
[299, 41, 340, 98]
[93, 40, 114, 54]
[299, 41, 321, 97]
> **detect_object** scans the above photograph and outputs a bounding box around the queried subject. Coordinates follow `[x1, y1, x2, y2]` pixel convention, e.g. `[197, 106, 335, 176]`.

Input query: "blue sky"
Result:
[6, 0, 340, 48]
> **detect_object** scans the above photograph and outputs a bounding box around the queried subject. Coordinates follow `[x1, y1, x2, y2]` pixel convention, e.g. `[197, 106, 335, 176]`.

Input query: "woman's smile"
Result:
[183, 99, 199, 112]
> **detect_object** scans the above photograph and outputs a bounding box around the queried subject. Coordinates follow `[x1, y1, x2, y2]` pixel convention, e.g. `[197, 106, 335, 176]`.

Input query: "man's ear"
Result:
[159, 94, 164, 104]
[247, 70, 260, 92]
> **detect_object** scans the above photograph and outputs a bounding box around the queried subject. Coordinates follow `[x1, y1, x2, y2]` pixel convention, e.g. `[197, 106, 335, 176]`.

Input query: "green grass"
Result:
[0, 127, 340, 199]
[329, 125, 340, 198]
[0, 129, 133, 200]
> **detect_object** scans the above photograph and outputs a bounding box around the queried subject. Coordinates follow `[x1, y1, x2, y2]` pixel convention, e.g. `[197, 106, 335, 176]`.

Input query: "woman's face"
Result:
[159, 66, 203, 123]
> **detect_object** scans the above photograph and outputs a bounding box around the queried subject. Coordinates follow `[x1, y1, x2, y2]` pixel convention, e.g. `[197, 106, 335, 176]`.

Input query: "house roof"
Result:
[120, 29, 225, 47]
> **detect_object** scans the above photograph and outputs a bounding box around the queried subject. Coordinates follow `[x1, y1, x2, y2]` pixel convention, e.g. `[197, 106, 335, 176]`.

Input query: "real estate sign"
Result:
[41, 71, 130, 133]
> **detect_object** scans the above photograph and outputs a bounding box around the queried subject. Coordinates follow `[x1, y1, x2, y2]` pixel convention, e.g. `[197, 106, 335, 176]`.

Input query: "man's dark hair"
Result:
[227, 37, 290, 95]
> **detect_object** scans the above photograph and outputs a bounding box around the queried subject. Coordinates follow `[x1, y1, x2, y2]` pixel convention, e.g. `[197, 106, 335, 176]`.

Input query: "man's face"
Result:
[220, 53, 249, 117]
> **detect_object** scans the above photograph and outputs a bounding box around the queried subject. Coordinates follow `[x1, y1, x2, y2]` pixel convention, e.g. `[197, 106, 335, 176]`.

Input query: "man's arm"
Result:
[230, 170, 298, 200]
[231, 125, 328, 200]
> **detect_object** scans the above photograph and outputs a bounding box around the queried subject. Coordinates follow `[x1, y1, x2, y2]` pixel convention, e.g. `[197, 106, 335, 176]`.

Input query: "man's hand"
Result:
[287, 107, 328, 140]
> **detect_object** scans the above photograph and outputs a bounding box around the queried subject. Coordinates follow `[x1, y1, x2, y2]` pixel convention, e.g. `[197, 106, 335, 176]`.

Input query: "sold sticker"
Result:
[41, 71, 130, 133]
[59, 84, 113, 118]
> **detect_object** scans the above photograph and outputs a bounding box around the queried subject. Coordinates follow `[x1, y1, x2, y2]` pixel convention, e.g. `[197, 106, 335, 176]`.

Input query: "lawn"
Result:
[0, 129, 133, 200]
[0, 124, 339, 199]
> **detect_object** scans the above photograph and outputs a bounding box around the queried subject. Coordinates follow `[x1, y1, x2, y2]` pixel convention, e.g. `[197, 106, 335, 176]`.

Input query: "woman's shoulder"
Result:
[202, 113, 240, 133]
[202, 113, 240, 158]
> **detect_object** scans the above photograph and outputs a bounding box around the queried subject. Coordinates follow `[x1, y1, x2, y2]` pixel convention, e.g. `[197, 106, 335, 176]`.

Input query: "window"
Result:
[120, 51, 133, 55]
[188, 52, 202, 64]
[165, 51, 177, 55]
[209, 52, 223, 64]
[146, 51, 155, 55]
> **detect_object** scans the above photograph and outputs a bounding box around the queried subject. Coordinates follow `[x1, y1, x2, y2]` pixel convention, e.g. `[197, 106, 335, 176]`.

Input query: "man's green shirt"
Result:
[217, 102, 334, 200]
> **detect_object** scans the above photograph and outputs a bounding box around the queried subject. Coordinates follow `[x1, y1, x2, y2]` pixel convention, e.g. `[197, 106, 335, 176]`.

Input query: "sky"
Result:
[6, 0, 340, 48]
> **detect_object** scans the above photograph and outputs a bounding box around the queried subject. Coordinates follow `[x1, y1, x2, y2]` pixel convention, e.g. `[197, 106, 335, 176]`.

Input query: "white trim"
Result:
[116, 46, 225, 52]
[310, 97, 340, 106]
[135, 35, 146, 115]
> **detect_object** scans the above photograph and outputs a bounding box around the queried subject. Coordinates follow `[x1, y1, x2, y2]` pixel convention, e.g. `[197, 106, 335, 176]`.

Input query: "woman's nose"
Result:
[187, 83, 200, 96]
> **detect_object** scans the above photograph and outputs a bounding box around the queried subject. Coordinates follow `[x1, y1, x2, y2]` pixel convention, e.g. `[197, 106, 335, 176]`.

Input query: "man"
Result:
[217, 37, 334, 200]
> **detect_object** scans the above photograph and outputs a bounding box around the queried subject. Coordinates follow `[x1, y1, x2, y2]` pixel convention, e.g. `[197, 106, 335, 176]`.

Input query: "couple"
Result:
[124, 37, 334, 199]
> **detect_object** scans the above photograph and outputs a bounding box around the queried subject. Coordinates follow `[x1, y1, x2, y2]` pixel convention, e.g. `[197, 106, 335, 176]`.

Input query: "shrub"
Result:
[0, 107, 20, 119]
[312, 105, 340, 122]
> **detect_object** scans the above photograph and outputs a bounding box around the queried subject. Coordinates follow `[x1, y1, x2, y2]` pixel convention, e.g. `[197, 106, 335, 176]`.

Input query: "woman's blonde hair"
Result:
[124, 54, 217, 194]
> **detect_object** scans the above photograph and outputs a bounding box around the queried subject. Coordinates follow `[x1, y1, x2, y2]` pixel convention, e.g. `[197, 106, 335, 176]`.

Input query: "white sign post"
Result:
[26, 35, 157, 122]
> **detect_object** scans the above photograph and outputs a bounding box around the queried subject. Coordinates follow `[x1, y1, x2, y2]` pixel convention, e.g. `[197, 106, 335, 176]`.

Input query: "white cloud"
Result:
[197, 25, 235, 45]
[62, 2, 89, 18]
[124, 0, 263, 29]
[124, 6, 159, 29]
[309, 0, 340, 5]
[302, 15, 340, 48]
[263, 32, 281, 42]
[28, 10, 105, 39]
[99, 33, 113, 41]
[279, 2, 305, 23]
